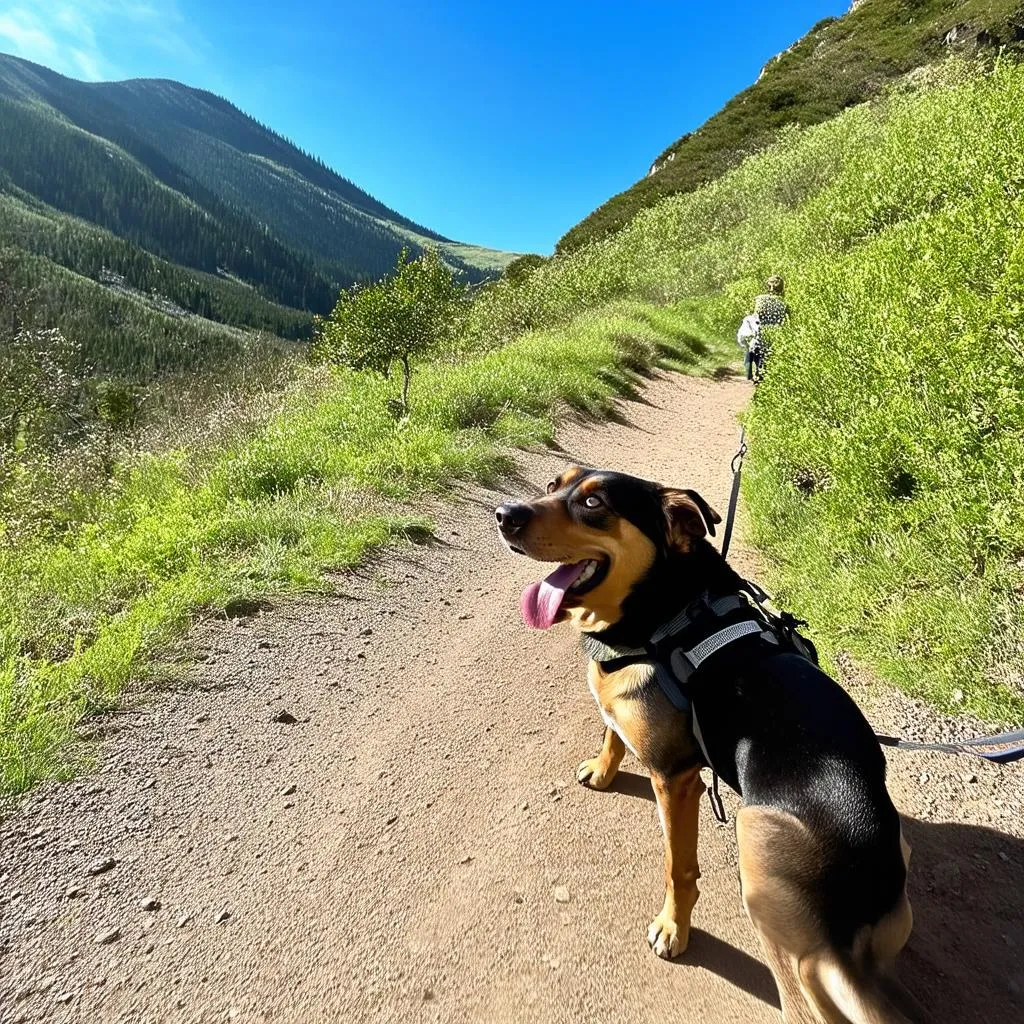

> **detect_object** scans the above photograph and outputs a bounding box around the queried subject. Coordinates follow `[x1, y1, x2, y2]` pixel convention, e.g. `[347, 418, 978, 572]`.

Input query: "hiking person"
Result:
[754, 274, 789, 327]
[736, 312, 761, 381]
[740, 275, 789, 381]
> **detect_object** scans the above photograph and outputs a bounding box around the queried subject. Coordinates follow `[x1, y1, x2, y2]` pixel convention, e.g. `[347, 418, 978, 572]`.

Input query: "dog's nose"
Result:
[495, 503, 533, 534]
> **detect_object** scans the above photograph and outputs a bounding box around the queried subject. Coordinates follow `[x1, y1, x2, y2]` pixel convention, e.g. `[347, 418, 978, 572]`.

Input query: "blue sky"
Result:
[0, 1, 848, 254]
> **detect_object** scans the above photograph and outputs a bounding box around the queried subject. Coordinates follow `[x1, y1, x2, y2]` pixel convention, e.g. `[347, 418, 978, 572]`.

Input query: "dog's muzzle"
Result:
[495, 503, 533, 538]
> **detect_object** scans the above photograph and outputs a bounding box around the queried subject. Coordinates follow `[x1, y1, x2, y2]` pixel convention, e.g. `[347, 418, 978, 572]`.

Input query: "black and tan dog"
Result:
[496, 466, 917, 1024]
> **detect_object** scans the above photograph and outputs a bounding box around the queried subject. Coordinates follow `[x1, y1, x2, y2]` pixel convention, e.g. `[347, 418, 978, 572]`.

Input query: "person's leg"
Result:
[744, 350, 754, 380]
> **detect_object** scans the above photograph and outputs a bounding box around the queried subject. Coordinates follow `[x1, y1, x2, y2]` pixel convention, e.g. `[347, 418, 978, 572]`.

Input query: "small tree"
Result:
[316, 248, 464, 414]
[0, 263, 88, 459]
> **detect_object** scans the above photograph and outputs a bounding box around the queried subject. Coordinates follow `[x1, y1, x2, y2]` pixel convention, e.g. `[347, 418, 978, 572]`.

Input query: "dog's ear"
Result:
[661, 488, 721, 546]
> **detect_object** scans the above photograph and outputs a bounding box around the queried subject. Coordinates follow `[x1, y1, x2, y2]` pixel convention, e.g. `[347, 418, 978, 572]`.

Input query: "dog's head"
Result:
[495, 465, 720, 632]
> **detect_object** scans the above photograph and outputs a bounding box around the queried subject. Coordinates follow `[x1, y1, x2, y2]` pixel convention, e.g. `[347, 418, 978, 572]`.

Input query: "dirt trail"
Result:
[2, 372, 1022, 1024]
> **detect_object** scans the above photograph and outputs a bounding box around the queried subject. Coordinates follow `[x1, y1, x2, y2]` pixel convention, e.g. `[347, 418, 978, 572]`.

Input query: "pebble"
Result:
[87, 857, 117, 876]
[142, 897, 162, 911]
[94, 927, 121, 945]
[918, 773, 929, 784]
[281, 784, 297, 796]
[458, 855, 473, 865]
[272, 710, 298, 725]
[215, 910, 231, 924]
[177, 915, 192, 928]
[65, 886, 86, 899]
[553, 886, 570, 904]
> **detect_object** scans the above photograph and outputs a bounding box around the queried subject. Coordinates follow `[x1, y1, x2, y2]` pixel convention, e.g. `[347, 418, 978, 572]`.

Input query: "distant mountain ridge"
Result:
[0, 52, 514, 344]
[558, 0, 1024, 253]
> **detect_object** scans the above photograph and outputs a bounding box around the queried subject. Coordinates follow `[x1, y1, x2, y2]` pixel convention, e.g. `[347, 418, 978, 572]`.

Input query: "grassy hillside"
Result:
[460, 55, 1024, 720]
[558, 0, 1024, 252]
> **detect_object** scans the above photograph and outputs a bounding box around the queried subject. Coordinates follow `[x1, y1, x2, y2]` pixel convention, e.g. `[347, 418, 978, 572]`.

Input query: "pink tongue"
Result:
[520, 562, 588, 630]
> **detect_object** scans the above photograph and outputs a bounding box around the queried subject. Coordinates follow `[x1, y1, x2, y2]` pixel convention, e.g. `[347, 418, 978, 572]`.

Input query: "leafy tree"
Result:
[503, 253, 548, 284]
[316, 249, 464, 414]
[0, 267, 86, 459]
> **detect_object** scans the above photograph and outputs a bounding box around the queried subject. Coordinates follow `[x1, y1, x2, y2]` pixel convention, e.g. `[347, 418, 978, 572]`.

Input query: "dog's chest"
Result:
[587, 661, 655, 761]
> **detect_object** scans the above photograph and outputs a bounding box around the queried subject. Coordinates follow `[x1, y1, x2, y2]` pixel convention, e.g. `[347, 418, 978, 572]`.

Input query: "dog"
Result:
[496, 465, 917, 1024]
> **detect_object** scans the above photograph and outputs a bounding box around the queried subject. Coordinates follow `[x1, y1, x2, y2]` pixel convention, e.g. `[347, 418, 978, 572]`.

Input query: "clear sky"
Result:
[0, 1, 849, 254]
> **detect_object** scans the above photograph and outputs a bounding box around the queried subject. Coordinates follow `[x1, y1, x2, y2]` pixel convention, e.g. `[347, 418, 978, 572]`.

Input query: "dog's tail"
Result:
[801, 952, 925, 1024]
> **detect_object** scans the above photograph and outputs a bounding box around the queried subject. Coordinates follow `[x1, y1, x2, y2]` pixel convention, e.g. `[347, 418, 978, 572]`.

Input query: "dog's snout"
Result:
[495, 503, 533, 534]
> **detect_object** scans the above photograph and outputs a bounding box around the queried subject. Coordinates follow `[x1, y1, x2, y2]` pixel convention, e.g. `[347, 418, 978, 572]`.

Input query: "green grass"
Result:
[0, 299, 715, 796]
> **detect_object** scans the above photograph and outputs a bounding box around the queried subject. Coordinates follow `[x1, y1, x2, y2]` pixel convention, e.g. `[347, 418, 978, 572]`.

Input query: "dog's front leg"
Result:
[647, 764, 703, 958]
[576, 726, 625, 790]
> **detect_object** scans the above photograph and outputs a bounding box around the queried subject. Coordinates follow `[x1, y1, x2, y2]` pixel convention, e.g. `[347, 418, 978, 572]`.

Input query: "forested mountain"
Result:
[558, 0, 1024, 252]
[0, 52, 514, 355]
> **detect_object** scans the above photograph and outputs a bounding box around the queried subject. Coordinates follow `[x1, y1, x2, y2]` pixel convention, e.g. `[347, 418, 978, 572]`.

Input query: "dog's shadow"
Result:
[606, 772, 1024, 1020]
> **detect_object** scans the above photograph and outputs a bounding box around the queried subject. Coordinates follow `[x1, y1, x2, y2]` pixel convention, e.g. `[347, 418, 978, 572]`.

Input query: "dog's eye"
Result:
[583, 495, 603, 509]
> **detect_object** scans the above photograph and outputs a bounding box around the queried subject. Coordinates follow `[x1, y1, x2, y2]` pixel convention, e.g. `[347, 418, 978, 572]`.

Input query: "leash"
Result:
[716, 426, 1024, 768]
[876, 730, 1024, 764]
[720, 425, 746, 561]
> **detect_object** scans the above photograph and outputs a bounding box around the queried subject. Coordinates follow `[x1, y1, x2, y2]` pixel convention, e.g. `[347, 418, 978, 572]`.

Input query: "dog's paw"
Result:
[647, 912, 688, 960]
[576, 757, 616, 790]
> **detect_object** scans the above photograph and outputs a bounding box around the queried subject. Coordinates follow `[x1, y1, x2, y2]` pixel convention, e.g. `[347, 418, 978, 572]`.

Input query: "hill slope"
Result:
[558, 0, 1024, 252]
[0, 53, 515, 342]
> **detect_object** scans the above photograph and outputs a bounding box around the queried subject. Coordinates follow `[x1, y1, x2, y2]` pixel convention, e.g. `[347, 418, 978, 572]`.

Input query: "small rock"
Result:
[918, 773, 929, 784]
[272, 710, 298, 725]
[281, 784, 297, 796]
[385, 814, 399, 826]
[141, 897, 162, 912]
[142, 779, 156, 790]
[457, 613, 472, 621]
[56, 993, 74, 1005]
[358, 627, 373, 638]
[215, 910, 231, 924]
[998, 852, 1010, 863]
[87, 857, 117, 876]
[177, 915, 192, 928]
[963, 772, 978, 784]
[283, 801, 295, 809]
[94, 927, 120, 945]
[195, 713, 210, 723]
[65, 886, 86, 899]
[422, 987, 434, 1001]
[257, 639, 273, 649]
[458, 855, 473, 865]
[553, 886, 570, 904]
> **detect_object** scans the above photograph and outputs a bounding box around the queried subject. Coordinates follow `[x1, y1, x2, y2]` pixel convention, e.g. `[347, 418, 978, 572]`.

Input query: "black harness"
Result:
[581, 578, 818, 821]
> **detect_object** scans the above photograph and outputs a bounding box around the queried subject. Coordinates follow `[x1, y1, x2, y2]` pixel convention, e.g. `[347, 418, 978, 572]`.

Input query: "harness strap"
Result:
[684, 619, 765, 668]
[650, 595, 745, 645]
